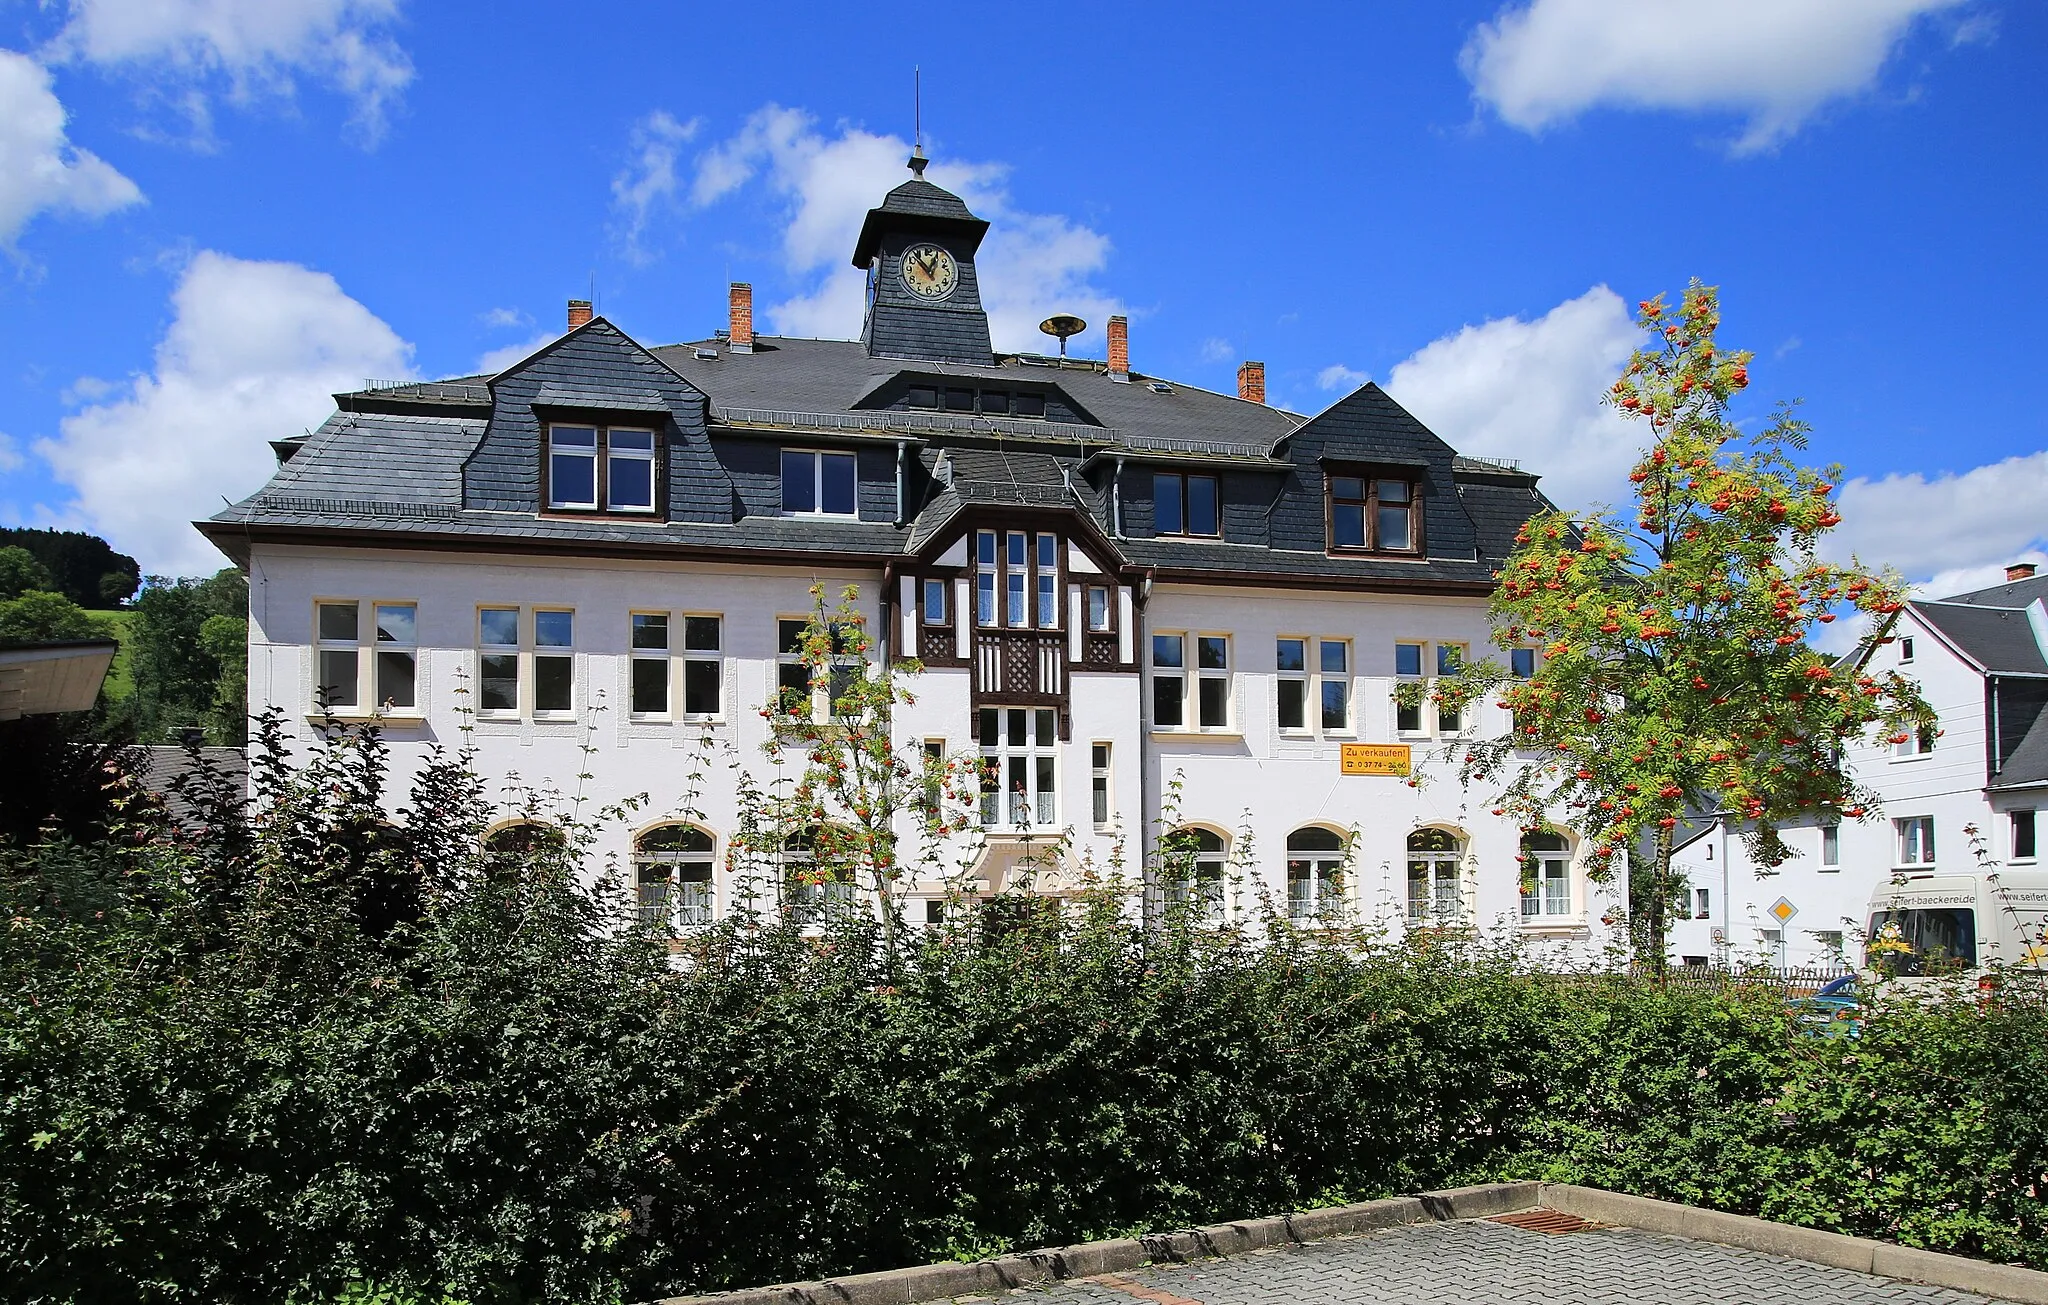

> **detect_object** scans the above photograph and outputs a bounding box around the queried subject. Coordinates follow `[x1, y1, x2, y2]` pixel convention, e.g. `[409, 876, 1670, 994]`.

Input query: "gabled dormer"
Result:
[853, 153, 994, 366]
[460, 317, 731, 523]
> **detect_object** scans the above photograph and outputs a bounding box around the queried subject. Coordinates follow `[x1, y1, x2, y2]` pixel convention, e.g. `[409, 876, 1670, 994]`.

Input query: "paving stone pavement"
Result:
[994, 1219, 2006, 1305]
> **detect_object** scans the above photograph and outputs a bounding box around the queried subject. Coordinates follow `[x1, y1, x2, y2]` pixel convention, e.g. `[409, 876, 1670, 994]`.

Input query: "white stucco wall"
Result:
[244, 544, 1624, 961]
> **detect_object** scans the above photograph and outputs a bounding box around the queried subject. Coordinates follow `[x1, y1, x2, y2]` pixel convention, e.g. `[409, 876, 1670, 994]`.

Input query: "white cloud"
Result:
[474, 331, 556, 376]
[0, 432, 21, 472]
[478, 306, 528, 330]
[1198, 337, 1234, 364]
[1317, 363, 1369, 391]
[685, 105, 1118, 352]
[1821, 452, 2048, 585]
[1461, 0, 1970, 153]
[609, 110, 699, 264]
[0, 49, 142, 245]
[47, 0, 413, 145]
[1384, 285, 1640, 512]
[35, 250, 412, 575]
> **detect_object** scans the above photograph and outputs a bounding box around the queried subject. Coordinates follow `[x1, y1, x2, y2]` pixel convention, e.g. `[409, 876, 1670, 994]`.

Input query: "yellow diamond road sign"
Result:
[1769, 896, 1798, 925]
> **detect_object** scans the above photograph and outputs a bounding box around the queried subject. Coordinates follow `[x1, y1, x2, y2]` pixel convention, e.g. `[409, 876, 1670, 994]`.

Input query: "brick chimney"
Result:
[2010, 562, 2039, 581]
[566, 299, 593, 330]
[728, 282, 754, 353]
[1237, 360, 1266, 405]
[1106, 315, 1129, 382]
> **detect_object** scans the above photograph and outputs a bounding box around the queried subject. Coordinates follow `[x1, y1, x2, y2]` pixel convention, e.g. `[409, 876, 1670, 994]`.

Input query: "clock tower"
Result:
[852, 152, 995, 365]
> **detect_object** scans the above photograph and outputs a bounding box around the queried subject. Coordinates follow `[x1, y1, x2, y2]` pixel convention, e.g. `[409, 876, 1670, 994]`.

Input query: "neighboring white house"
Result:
[1667, 566, 2048, 969]
[198, 156, 1624, 957]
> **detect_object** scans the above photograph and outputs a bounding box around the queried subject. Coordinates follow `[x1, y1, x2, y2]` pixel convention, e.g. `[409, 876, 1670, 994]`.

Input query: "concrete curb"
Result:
[647, 1195, 1443, 1304]
[650, 1181, 2048, 1305]
[1540, 1183, 2048, 1305]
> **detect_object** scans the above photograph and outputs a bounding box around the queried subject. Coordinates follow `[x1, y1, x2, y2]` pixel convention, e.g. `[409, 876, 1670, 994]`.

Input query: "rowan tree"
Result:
[1437, 283, 1934, 970]
[761, 584, 981, 961]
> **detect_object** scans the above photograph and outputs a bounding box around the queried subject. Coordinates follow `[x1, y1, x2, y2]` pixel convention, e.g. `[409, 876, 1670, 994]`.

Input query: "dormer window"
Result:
[546, 423, 658, 514]
[781, 449, 858, 517]
[1329, 472, 1419, 553]
[1155, 471, 1220, 538]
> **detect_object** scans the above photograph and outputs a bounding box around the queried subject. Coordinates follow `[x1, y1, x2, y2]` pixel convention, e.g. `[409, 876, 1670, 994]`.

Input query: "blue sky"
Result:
[0, 0, 2040, 603]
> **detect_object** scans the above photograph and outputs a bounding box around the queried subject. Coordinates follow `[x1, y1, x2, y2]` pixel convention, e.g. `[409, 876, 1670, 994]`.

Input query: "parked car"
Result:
[1788, 973, 1861, 1038]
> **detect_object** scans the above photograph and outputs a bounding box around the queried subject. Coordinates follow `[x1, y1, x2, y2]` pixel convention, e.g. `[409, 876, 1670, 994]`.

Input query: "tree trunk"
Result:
[1648, 822, 1674, 983]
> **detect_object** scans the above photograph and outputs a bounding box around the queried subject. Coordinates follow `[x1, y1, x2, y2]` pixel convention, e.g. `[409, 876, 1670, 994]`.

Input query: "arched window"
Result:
[635, 824, 715, 926]
[783, 829, 856, 924]
[1286, 827, 1346, 922]
[1406, 828, 1464, 923]
[1521, 830, 1571, 919]
[1166, 827, 1227, 924]
[482, 820, 564, 882]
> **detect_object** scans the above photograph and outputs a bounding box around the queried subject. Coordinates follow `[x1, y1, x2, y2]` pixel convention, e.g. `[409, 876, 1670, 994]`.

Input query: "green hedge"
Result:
[4, 729, 2045, 1303]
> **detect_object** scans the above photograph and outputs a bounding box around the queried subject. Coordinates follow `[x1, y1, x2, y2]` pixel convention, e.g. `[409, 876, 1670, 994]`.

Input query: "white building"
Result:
[1667, 566, 2048, 969]
[199, 158, 1624, 955]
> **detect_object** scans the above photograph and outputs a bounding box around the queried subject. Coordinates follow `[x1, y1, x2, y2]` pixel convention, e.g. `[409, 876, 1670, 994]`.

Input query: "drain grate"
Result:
[1490, 1208, 1604, 1235]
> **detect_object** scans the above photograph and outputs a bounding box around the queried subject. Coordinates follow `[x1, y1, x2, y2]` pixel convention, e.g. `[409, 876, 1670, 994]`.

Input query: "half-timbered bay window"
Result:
[1406, 828, 1465, 923]
[780, 449, 857, 516]
[546, 424, 657, 513]
[979, 706, 1057, 829]
[1154, 471, 1220, 537]
[974, 529, 1061, 628]
[1328, 472, 1418, 553]
[314, 600, 416, 713]
[1520, 830, 1572, 919]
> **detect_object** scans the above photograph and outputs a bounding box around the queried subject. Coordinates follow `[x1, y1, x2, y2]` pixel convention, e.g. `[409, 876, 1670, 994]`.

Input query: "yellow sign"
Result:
[1769, 896, 1798, 925]
[1341, 743, 1412, 777]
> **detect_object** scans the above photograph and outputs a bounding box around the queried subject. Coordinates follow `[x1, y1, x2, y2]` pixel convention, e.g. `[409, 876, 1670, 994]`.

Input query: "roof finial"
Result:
[908, 66, 928, 176]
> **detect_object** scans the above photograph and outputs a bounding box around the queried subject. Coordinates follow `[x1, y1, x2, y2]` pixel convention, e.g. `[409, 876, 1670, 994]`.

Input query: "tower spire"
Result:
[909, 66, 928, 176]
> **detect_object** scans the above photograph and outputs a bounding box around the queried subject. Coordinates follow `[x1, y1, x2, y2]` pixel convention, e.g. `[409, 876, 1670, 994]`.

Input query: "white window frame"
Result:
[1151, 632, 1187, 729]
[533, 609, 576, 716]
[1035, 533, 1060, 630]
[2013, 809, 2039, 864]
[922, 577, 949, 627]
[1695, 887, 1711, 920]
[782, 836, 856, 924]
[1286, 828, 1346, 923]
[1405, 829, 1465, 924]
[1276, 636, 1310, 734]
[634, 825, 715, 926]
[1821, 823, 1840, 869]
[315, 599, 363, 713]
[1166, 827, 1227, 924]
[975, 531, 999, 627]
[629, 611, 671, 719]
[605, 427, 656, 513]
[1394, 639, 1470, 737]
[546, 424, 599, 510]
[681, 614, 723, 719]
[1194, 634, 1231, 730]
[313, 599, 419, 716]
[1085, 584, 1112, 632]
[1520, 832, 1572, 919]
[780, 448, 858, 518]
[1892, 723, 1937, 760]
[978, 706, 1059, 830]
[1899, 636, 1915, 665]
[1317, 638, 1351, 733]
[1090, 741, 1113, 828]
[1394, 640, 1427, 734]
[775, 617, 814, 720]
[477, 605, 521, 716]
[1895, 815, 1936, 867]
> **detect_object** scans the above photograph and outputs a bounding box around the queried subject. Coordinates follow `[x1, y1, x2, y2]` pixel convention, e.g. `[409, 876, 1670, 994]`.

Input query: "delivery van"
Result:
[1863, 871, 2048, 978]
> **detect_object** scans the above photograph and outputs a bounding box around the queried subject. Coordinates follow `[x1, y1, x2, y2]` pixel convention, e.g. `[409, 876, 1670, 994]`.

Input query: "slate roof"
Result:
[1932, 571, 2048, 610]
[200, 169, 1556, 592]
[1913, 597, 2048, 675]
[1993, 710, 2048, 790]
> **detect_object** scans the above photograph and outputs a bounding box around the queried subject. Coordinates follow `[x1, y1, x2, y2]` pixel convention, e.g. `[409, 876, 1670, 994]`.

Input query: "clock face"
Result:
[899, 243, 959, 300]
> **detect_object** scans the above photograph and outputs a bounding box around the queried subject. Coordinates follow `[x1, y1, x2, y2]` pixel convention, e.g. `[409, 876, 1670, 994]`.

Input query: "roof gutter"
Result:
[1112, 456, 1125, 539]
[893, 439, 908, 528]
